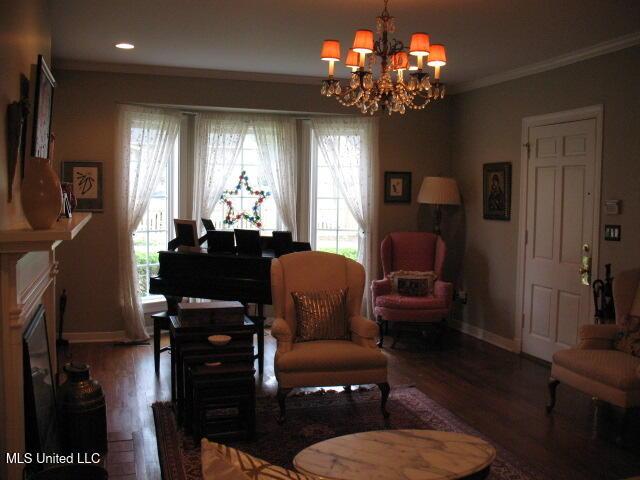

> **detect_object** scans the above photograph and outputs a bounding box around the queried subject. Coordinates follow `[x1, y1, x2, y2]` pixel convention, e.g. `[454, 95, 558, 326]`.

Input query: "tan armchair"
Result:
[547, 268, 640, 439]
[271, 251, 389, 422]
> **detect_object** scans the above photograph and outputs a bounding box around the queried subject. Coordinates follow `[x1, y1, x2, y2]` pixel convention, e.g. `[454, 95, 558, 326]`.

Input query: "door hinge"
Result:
[523, 142, 531, 158]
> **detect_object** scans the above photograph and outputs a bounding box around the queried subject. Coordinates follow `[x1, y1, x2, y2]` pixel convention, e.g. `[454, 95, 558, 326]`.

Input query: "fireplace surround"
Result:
[0, 213, 91, 480]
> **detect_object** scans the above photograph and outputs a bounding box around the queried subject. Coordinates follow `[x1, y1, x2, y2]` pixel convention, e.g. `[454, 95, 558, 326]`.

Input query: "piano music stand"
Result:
[201, 218, 215, 232]
[235, 229, 262, 256]
[207, 230, 236, 254]
[272, 231, 294, 257]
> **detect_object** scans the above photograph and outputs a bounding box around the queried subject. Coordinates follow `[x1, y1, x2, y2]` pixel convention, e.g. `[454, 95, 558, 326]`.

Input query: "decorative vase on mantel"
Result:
[21, 135, 62, 230]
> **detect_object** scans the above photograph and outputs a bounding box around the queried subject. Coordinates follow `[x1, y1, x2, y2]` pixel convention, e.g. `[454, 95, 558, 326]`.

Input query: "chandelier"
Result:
[319, 0, 447, 115]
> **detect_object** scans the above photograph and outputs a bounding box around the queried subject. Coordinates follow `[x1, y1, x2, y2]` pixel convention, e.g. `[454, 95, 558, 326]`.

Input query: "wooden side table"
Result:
[169, 316, 258, 426]
[187, 363, 256, 440]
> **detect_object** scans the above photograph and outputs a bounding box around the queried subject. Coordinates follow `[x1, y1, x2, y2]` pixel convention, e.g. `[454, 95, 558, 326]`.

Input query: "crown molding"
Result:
[55, 31, 640, 93]
[452, 31, 640, 94]
[53, 59, 325, 86]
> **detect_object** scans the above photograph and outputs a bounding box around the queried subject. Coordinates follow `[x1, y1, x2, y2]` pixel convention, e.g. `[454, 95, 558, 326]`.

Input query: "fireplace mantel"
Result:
[0, 213, 91, 480]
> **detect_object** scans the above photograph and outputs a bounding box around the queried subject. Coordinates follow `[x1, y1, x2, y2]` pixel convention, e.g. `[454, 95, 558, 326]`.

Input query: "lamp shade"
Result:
[352, 29, 374, 53]
[417, 177, 460, 205]
[392, 51, 409, 70]
[427, 44, 447, 66]
[345, 48, 359, 69]
[320, 40, 341, 61]
[409, 32, 430, 56]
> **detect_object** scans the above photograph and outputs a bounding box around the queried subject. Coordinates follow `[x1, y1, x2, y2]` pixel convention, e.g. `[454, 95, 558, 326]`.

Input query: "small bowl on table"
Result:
[208, 334, 232, 347]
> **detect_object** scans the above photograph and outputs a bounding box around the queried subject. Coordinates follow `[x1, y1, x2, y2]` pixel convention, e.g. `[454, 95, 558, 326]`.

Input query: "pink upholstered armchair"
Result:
[371, 232, 454, 348]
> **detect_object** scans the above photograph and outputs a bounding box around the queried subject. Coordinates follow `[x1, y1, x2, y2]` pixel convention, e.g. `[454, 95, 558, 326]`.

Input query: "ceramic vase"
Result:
[21, 156, 63, 229]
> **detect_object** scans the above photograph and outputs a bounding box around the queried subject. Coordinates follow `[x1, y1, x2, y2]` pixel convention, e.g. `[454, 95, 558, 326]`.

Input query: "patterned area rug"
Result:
[152, 386, 545, 480]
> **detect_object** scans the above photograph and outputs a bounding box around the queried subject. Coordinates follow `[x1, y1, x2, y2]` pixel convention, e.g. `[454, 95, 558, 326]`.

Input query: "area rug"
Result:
[153, 386, 545, 480]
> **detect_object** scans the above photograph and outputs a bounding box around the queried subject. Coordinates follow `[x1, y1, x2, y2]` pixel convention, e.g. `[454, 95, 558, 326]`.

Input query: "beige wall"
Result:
[0, 0, 51, 229]
[51, 68, 451, 334]
[0, 0, 50, 472]
[450, 46, 640, 340]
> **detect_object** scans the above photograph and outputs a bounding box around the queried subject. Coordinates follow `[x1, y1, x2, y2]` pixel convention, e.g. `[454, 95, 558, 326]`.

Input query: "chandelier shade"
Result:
[320, 40, 341, 61]
[345, 49, 360, 70]
[352, 29, 375, 53]
[409, 33, 430, 56]
[427, 44, 447, 66]
[319, 0, 448, 115]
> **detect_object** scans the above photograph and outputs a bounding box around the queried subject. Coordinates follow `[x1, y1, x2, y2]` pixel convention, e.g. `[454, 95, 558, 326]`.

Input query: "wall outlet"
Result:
[457, 289, 468, 304]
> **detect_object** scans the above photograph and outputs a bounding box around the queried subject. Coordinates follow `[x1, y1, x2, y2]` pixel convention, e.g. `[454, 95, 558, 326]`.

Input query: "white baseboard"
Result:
[65, 326, 155, 344]
[449, 319, 520, 353]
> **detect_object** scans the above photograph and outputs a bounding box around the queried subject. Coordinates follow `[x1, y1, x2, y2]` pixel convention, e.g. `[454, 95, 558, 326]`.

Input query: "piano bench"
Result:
[151, 311, 172, 376]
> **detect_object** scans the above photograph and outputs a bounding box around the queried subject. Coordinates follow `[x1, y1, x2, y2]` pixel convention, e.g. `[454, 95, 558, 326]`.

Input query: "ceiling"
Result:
[52, 0, 640, 86]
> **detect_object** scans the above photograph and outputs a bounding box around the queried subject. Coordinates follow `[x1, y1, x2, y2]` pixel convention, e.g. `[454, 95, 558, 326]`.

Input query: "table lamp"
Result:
[417, 176, 461, 235]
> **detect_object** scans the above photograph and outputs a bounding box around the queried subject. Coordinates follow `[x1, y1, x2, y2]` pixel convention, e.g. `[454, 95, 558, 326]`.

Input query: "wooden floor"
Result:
[60, 328, 640, 480]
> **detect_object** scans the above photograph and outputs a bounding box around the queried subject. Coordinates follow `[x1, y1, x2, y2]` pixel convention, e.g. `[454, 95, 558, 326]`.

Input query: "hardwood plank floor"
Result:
[60, 328, 640, 480]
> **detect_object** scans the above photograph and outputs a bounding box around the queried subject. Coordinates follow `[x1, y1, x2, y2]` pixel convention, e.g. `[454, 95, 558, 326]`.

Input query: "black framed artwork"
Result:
[62, 161, 104, 212]
[31, 55, 56, 159]
[384, 171, 412, 203]
[483, 162, 512, 221]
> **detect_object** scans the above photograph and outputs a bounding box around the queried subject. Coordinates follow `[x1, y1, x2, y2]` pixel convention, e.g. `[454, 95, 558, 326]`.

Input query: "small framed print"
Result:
[62, 161, 103, 212]
[483, 162, 511, 221]
[384, 171, 412, 203]
[31, 55, 56, 159]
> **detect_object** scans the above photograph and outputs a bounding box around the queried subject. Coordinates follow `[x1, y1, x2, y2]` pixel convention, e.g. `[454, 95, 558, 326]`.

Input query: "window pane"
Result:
[137, 266, 148, 297]
[317, 198, 337, 230]
[338, 199, 359, 230]
[317, 166, 337, 198]
[131, 131, 177, 300]
[338, 231, 358, 260]
[313, 136, 361, 260]
[147, 197, 168, 232]
[317, 231, 337, 254]
[148, 231, 166, 264]
[212, 127, 281, 233]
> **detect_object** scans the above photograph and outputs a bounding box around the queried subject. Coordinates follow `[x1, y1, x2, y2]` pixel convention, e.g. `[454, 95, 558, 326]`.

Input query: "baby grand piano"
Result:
[149, 235, 311, 373]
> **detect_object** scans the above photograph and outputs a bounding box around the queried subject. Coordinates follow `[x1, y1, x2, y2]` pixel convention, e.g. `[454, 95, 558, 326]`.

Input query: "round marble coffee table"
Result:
[293, 429, 496, 480]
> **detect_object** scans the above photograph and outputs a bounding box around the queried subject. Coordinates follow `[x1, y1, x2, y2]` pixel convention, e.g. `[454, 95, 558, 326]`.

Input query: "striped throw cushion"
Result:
[292, 288, 349, 342]
[201, 439, 313, 480]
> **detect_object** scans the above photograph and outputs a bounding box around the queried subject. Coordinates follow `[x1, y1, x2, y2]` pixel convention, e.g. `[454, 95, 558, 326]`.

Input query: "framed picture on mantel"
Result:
[62, 161, 104, 212]
[31, 55, 56, 159]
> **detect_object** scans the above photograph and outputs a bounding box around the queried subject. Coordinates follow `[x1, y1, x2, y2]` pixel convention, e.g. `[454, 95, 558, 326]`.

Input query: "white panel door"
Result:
[522, 119, 597, 361]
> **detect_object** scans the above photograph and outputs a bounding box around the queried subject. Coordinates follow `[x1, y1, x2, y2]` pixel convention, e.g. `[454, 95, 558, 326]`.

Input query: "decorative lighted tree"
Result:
[220, 170, 271, 228]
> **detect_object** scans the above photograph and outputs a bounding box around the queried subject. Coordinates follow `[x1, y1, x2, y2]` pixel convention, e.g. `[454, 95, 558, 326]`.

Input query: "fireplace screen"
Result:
[23, 304, 58, 454]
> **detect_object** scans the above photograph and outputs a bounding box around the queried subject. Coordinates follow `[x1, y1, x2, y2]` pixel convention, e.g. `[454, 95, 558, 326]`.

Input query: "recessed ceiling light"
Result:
[115, 43, 135, 50]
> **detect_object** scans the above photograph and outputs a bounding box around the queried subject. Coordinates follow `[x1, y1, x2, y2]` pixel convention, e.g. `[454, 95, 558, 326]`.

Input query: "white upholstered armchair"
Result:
[270, 251, 389, 422]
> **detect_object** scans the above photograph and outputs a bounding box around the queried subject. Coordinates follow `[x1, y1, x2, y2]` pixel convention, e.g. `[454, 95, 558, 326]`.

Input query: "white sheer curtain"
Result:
[311, 116, 379, 315]
[252, 115, 298, 236]
[193, 113, 249, 229]
[116, 105, 181, 341]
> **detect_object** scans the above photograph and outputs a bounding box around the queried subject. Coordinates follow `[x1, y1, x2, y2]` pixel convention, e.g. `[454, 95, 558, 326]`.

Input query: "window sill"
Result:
[141, 296, 167, 314]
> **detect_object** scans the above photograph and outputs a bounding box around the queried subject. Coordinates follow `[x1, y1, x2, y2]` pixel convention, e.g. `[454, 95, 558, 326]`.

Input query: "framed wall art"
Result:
[384, 171, 412, 203]
[31, 55, 56, 159]
[483, 162, 511, 221]
[62, 161, 104, 212]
